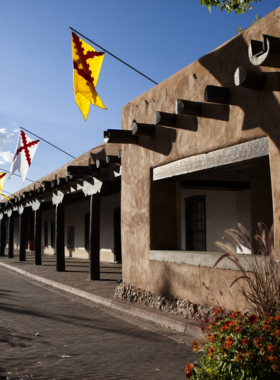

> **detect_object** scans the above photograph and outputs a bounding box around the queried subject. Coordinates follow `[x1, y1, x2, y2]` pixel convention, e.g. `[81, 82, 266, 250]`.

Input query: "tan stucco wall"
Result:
[120, 8, 280, 309]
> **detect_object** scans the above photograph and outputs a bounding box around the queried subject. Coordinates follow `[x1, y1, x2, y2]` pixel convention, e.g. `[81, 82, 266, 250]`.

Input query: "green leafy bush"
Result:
[186, 310, 280, 379]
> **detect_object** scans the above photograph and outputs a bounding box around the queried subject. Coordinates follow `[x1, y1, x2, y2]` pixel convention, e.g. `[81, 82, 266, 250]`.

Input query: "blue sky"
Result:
[0, 0, 278, 197]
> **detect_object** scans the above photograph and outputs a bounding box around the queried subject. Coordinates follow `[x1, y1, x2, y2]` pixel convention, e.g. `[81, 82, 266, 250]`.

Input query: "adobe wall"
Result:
[120, 8, 280, 309]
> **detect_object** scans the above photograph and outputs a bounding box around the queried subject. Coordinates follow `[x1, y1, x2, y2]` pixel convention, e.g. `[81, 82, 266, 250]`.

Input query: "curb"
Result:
[0, 261, 201, 338]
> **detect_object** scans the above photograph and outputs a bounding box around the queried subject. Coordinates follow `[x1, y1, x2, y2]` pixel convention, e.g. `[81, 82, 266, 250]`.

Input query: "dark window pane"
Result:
[185, 196, 206, 251]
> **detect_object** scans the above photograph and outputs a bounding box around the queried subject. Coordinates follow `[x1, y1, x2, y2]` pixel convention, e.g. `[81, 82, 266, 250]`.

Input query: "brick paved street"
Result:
[0, 267, 199, 380]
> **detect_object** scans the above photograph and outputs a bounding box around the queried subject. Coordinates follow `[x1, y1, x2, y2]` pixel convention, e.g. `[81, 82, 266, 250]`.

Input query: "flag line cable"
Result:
[20, 127, 76, 159]
[0, 168, 41, 184]
[69, 27, 158, 86]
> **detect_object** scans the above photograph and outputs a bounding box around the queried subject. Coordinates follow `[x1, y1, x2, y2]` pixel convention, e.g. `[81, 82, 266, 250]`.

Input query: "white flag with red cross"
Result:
[9, 130, 40, 183]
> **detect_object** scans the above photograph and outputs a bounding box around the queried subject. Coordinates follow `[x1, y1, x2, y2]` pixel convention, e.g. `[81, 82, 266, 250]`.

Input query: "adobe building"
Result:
[1, 7, 280, 309]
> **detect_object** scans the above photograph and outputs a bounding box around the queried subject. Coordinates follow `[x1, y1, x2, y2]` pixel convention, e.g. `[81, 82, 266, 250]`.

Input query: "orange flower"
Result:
[224, 336, 235, 349]
[221, 321, 234, 332]
[274, 329, 280, 337]
[262, 323, 271, 331]
[191, 340, 201, 352]
[208, 347, 217, 356]
[272, 364, 280, 374]
[235, 353, 245, 362]
[241, 338, 250, 346]
[208, 321, 217, 331]
[266, 344, 276, 353]
[214, 307, 223, 315]
[246, 351, 254, 359]
[275, 314, 280, 321]
[253, 337, 265, 348]
[185, 364, 194, 378]
[233, 326, 242, 334]
[269, 356, 278, 363]
[268, 316, 275, 323]
[230, 311, 241, 319]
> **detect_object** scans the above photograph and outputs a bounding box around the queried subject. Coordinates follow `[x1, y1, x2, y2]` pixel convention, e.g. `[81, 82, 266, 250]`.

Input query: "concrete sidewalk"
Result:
[0, 251, 201, 338]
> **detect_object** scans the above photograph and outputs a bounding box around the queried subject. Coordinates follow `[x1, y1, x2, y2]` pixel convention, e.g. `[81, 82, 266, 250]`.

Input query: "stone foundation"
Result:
[114, 283, 213, 320]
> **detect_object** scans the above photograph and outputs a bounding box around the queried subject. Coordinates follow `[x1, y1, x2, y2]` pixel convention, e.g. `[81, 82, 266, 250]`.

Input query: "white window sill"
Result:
[149, 250, 261, 272]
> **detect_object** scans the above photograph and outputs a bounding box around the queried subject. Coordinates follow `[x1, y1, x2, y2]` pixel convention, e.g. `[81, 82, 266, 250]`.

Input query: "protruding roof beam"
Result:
[132, 122, 155, 136]
[154, 111, 176, 127]
[176, 99, 201, 117]
[96, 159, 108, 169]
[204, 85, 230, 104]
[234, 67, 266, 91]
[104, 129, 138, 144]
[106, 155, 121, 164]
[249, 34, 280, 68]
[42, 181, 52, 190]
[51, 179, 58, 188]
[68, 166, 90, 176]
[57, 177, 67, 186]
[176, 99, 229, 121]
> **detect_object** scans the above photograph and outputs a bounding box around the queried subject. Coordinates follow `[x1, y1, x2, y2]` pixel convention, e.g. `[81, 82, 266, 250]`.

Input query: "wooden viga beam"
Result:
[96, 159, 108, 169]
[249, 34, 280, 68]
[67, 165, 90, 176]
[104, 129, 138, 144]
[56, 177, 67, 186]
[204, 85, 230, 104]
[106, 155, 121, 164]
[132, 122, 155, 136]
[65, 175, 78, 186]
[176, 99, 229, 122]
[42, 181, 52, 190]
[154, 111, 176, 127]
[234, 67, 266, 91]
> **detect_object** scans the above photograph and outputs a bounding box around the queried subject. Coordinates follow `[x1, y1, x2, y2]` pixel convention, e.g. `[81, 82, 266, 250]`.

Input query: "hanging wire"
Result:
[70, 27, 158, 85]
[1, 189, 13, 195]
[21, 127, 76, 159]
[0, 168, 41, 184]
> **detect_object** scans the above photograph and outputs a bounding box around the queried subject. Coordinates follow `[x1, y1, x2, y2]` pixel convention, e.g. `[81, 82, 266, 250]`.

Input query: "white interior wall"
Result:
[180, 188, 251, 252]
[42, 208, 56, 254]
[100, 193, 121, 262]
[9, 192, 121, 262]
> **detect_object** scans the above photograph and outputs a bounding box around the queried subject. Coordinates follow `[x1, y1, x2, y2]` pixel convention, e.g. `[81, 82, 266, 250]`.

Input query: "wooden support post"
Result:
[89, 193, 100, 280]
[19, 211, 26, 261]
[176, 99, 201, 116]
[132, 122, 155, 136]
[234, 67, 266, 91]
[8, 212, 14, 258]
[0, 215, 6, 256]
[55, 202, 65, 271]
[34, 208, 42, 265]
[204, 85, 230, 104]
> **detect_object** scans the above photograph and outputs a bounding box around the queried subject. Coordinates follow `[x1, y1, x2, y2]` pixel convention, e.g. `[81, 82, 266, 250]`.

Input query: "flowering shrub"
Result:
[185, 309, 280, 379]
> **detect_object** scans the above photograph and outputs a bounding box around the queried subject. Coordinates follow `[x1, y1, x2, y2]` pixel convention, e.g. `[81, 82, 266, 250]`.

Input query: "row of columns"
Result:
[0, 192, 101, 280]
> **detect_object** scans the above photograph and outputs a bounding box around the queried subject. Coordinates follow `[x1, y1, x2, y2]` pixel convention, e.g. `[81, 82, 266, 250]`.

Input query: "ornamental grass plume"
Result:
[214, 223, 280, 316]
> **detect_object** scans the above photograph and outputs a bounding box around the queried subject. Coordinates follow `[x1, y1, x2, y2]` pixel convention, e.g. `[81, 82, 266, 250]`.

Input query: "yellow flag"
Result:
[0, 173, 9, 200]
[72, 32, 106, 121]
